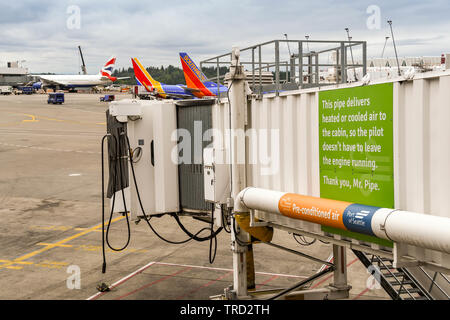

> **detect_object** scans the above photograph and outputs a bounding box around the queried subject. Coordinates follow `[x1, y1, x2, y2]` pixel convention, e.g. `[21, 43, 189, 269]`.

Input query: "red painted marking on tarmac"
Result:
[175, 271, 233, 300]
[115, 267, 192, 300]
[87, 261, 308, 300]
[310, 258, 358, 289]
[255, 275, 279, 289]
[353, 287, 370, 300]
[153, 261, 307, 278]
[88, 261, 156, 300]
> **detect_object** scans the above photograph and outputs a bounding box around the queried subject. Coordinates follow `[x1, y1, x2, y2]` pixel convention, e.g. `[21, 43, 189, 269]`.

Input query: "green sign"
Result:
[319, 83, 394, 209]
[318, 83, 394, 246]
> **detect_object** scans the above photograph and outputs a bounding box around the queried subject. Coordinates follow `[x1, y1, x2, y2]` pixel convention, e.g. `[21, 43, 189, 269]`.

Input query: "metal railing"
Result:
[200, 39, 367, 97]
[418, 267, 450, 299]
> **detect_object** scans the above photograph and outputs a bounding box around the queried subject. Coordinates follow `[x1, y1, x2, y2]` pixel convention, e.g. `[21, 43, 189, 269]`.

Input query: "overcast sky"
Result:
[1, 0, 449, 74]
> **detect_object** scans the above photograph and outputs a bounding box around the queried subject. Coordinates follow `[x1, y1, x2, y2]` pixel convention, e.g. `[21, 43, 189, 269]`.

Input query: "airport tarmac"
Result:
[0, 93, 389, 300]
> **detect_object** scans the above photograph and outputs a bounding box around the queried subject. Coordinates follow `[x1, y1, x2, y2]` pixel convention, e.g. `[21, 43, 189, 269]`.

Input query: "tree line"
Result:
[112, 65, 229, 85]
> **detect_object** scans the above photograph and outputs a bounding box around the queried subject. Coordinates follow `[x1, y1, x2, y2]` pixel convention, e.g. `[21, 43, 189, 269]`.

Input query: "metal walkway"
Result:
[353, 250, 450, 300]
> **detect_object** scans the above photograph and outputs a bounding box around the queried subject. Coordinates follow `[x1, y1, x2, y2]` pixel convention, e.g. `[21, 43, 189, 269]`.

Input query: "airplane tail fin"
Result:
[179, 52, 214, 96]
[131, 57, 162, 93]
[100, 56, 117, 81]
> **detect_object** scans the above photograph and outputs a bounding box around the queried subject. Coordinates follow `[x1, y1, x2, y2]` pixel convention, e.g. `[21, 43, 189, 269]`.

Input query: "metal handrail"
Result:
[418, 267, 450, 299]
[200, 39, 367, 96]
[401, 267, 434, 300]
[374, 256, 416, 300]
[442, 273, 450, 284]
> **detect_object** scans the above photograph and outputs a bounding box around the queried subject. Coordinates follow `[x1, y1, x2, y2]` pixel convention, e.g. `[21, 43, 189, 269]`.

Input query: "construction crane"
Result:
[78, 45, 87, 75]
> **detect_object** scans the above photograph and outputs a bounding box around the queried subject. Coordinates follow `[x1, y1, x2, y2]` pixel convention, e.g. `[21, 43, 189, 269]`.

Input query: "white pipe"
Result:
[372, 210, 450, 254]
[235, 187, 450, 254]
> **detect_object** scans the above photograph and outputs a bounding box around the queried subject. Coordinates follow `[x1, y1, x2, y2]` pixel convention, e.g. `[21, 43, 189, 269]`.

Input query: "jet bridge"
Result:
[105, 44, 450, 300]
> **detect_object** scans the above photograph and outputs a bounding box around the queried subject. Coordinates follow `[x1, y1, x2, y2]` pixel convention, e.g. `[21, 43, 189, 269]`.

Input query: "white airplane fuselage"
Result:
[38, 74, 113, 88]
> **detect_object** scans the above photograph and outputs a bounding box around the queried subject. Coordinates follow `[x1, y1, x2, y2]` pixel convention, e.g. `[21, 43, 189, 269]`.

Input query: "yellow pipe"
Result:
[234, 213, 273, 243]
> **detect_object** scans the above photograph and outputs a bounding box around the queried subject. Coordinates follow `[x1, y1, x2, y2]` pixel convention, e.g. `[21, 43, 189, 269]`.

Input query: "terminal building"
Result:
[0, 61, 29, 86]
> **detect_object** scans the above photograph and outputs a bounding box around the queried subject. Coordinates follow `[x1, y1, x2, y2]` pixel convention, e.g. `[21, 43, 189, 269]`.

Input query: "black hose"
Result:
[221, 205, 231, 234]
[172, 213, 223, 242]
[101, 132, 131, 274]
[208, 203, 218, 264]
[105, 129, 131, 252]
[293, 233, 316, 246]
[101, 135, 108, 273]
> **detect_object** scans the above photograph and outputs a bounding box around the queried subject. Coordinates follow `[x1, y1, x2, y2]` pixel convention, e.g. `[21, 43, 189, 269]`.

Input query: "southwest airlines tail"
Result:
[131, 57, 165, 97]
[179, 52, 215, 97]
[100, 56, 117, 81]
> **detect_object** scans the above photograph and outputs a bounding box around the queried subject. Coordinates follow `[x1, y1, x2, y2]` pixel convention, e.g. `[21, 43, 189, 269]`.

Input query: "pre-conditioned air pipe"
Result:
[234, 187, 450, 254]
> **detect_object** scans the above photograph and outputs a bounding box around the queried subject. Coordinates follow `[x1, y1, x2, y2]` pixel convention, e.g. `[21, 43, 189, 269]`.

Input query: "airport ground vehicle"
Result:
[17, 86, 34, 95]
[0, 86, 13, 95]
[100, 94, 115, 102]
[47, 92, 64, 104]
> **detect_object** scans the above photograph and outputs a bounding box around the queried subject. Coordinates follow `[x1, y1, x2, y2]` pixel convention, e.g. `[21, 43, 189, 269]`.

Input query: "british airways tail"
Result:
[131, 57, 166, 97]
[179, 52, 215, 97]
[100, 56, 117, 81]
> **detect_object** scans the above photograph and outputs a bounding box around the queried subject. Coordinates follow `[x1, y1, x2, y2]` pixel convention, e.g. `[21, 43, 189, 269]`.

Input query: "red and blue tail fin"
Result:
[100, 56, 117, 81]
[179, 52, 214, 97]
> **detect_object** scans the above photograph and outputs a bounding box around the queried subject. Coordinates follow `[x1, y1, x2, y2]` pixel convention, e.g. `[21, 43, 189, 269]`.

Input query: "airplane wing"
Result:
[141, 85, 193, 100]
[116, 77, 131, 80]
[165, 93, 196, 99]
[156, 92, 194, 99]
[180, 85, 201, 93]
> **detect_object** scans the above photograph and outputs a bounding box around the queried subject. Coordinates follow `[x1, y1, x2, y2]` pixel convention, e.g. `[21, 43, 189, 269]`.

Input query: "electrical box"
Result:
[204, 148, 215, 202]
[108, 99, 179, 220]
[203, 147, 230, 204]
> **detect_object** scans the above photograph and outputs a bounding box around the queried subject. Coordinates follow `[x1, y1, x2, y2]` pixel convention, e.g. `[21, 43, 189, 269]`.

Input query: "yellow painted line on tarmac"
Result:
[15, 215, 125, 262]
[5, 112, 105, 126]
[31, 225, 103, 232]
[36, 243, 73, 248]
[22, 114, 39, 123]
[74, 227, 103, 232]
[37, 116, 65, 122]
[0, 113, 36, 126]
[0, 259, 71, 270]
[35, 261, 69, 269]
[0, 259, 34, 270]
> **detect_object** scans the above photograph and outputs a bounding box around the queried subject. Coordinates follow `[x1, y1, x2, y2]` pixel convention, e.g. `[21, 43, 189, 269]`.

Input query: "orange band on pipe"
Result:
[278, 193, 350, 230]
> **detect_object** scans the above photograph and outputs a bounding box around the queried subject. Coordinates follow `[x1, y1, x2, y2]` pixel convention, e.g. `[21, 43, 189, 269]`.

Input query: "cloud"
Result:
[0, 0, 449, 73]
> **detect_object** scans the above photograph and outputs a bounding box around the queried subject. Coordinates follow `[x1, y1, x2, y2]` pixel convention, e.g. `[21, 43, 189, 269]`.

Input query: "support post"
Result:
[314, 52, 319, 85]
[290, 56, 295, 84]
[225, 47, 253, 298]
[275, 40, 280, 96]
[332, 245, 348, 290]
[298, 41, 303, 88]
[340, 42, 347, 84]
[362, 41, 367, 77]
